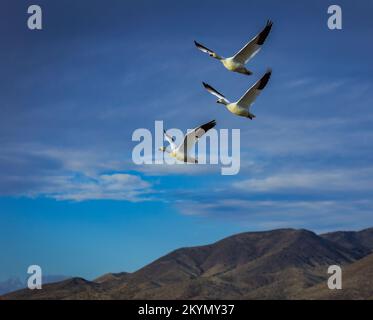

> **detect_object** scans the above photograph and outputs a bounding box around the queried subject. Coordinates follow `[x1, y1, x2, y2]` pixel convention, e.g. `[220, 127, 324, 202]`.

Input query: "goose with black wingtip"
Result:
[194, 20, 273, 76]
[203, 70, 272, 119]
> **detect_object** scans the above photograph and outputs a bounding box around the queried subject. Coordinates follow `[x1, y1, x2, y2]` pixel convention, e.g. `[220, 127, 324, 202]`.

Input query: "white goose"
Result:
[159, 120, 217, 163]
[194, 20, 273, 75]
[203, 70, 272, 119]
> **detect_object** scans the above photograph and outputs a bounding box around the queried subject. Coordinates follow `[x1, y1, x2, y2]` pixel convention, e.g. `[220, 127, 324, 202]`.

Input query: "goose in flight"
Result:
[203, 70, 272, 119]
[159, 120, 217, 163]
[194, 20, 273, 75]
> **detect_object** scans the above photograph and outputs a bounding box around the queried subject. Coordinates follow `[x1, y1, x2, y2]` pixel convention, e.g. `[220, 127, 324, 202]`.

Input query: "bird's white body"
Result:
[221, 58, 245, 72]
[220, 58, 253, 75]
[170, 150, 198, 164]
[226, 102, 253, 118]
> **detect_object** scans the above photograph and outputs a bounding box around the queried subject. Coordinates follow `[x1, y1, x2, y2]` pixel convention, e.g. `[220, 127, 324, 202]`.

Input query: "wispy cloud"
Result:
[175, 197, 373, 232]
[44, 173, 152, 202]
[233, 167, 373, 193]
[239, 114, 373, 159]
[168, 164, 373, 231]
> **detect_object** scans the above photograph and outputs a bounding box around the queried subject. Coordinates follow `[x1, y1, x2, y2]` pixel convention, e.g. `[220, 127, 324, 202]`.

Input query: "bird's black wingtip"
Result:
[257, 70, 272, 90]
[199, 119, 217, 134]
[209, 120, 217, 129]
[206, 119, 217, 126]
[202, 83, 226, 98]
[257, 19, 273, 45]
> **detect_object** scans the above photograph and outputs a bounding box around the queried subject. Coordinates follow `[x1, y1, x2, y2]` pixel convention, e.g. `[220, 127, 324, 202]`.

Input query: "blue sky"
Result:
[1, 0, 373, 281]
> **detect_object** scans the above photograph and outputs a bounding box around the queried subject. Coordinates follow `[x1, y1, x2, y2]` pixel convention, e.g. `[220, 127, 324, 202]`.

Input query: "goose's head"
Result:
[159, 146, 167, 152]
[210, 53, 222, 60]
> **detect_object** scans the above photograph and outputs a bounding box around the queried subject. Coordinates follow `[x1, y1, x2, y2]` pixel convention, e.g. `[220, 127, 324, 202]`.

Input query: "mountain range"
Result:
[2, 227, 373, 300]
[0, 275, 69, 296]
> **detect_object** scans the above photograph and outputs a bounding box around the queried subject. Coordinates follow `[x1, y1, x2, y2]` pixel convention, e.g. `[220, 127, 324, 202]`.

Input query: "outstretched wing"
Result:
[194, 40, 217, 57]
[177, 120, 217, 155]
[163, 130, 177, 150]
[233, 20, 273, 64]
[237, 69, 272, 109]
[202, 82, 230, 104]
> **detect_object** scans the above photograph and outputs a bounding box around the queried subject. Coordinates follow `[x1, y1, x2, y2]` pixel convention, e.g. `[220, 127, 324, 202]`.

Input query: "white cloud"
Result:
[0, 143, 155, 201]
[34, 173, 152, 202]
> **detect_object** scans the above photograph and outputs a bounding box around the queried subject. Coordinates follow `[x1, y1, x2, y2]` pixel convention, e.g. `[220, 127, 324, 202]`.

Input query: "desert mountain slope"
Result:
[321, 227, 373, 256]
[298, 253, 373, 300]
[2, 228, 372, 300]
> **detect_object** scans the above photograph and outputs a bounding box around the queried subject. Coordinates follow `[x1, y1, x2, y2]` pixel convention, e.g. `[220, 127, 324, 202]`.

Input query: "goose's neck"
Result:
[212, 53, 223, 60]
